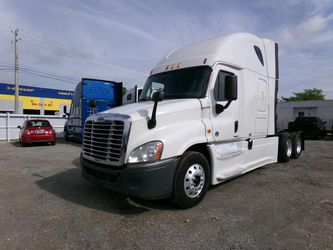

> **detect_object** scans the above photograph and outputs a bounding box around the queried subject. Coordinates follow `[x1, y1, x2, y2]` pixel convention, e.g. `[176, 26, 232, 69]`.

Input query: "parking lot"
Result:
[0, 139, 332, 249]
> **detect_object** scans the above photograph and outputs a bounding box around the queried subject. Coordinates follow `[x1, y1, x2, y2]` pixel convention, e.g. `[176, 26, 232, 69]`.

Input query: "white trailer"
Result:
[81, 33, 304, 208]
[122, 85, 143, 105]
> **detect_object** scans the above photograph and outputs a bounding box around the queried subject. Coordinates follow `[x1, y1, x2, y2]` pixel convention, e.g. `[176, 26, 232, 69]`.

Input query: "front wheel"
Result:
[172, 151, 210, 209]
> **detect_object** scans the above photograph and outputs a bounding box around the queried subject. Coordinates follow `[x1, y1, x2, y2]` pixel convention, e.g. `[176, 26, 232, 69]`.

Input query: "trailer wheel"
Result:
[291, 132, 302, 159]
[278, 132, 292, 163]
[172, 151, 210, 209]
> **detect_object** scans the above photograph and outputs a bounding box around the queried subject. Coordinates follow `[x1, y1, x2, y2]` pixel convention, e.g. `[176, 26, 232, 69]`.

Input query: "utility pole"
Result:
[12, 29, 21, 114]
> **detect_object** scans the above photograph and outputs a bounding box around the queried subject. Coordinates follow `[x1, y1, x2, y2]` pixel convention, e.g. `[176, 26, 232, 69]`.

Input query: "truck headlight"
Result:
[128, 141, 163, 163]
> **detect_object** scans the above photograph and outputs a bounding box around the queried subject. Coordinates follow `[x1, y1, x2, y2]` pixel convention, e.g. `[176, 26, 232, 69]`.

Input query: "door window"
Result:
[214, 71, 234, 101]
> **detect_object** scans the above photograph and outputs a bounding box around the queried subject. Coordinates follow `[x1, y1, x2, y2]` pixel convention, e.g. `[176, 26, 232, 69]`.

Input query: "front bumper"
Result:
[22, 134, 55, 143]
[81, 154, 179, 199]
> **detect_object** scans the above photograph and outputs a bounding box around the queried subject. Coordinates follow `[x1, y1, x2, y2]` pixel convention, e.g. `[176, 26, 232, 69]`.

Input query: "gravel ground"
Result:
[0, 139, 332, 249]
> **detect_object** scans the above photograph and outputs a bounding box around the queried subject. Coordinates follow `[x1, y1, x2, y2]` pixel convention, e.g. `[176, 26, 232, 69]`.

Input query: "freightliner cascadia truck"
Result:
[80, 33, 304, 208]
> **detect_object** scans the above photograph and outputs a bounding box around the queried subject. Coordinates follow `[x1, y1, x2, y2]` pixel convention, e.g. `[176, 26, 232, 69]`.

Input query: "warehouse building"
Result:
[0, 83, 73, 115]
[277, 100, 333, 131]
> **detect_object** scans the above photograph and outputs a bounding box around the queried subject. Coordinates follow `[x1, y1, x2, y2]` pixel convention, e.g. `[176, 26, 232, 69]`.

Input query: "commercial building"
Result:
[0, 83, 73, 115]
[277, 100, 333, 131]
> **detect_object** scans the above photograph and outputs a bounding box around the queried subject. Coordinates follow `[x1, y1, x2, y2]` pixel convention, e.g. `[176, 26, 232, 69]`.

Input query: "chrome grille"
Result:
[82, 120, 125, 163]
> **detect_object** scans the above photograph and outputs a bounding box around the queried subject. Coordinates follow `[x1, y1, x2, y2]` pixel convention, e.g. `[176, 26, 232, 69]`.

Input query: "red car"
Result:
[18, 119, 56, 146]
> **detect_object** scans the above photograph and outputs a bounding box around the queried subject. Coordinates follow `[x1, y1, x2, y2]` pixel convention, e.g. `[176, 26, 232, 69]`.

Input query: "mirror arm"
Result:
[148, 101, 158, 129]
[216, 100, 232, 114]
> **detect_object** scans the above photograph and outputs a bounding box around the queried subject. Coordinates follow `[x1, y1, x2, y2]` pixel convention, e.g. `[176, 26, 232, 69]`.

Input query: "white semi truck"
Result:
[81, 33, 304, 208]
[122, 85, 143, 105]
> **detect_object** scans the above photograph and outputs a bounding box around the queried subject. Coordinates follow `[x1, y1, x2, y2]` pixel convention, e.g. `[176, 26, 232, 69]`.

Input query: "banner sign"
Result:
[0, 83, 73, 100]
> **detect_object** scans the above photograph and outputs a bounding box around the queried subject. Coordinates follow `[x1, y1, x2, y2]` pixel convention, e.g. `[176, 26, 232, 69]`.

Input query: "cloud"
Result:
[278, 12, 333, 48]
[0, 0, 332, 99]
[298, 13, 333, 32]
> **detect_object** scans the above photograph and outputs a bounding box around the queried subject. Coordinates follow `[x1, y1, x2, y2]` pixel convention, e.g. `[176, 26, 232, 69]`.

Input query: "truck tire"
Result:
[291, 132, 302, 159]
[172, 151, 210, 209]
[278, 132, 292, 163]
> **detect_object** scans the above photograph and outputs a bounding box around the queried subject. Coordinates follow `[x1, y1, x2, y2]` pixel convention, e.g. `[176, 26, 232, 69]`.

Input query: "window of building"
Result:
[23, 109, 40, 115]
[298, 112, 304, 117]
[44, 110, 58, 115]
[126, 93, 132, 101]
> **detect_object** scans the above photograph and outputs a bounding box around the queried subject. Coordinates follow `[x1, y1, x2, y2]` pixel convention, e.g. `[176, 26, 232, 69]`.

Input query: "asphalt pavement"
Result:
[0, 138, 332, 249]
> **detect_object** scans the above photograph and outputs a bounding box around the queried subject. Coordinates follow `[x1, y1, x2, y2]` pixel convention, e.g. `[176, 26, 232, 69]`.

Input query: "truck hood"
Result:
[100, 99, 202, 122]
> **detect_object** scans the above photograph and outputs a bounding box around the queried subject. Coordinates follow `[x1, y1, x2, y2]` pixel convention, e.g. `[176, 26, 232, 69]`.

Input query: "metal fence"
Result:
[0, 113, 66, 141]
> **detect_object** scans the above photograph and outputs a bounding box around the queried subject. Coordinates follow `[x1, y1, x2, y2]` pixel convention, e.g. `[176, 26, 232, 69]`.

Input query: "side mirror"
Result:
[148, 91, 164, 129]
[215, 75, 238, 114]
[224, 75, 238, 101]
[152, 91, 164, 102]
[17, 125, 22, 129]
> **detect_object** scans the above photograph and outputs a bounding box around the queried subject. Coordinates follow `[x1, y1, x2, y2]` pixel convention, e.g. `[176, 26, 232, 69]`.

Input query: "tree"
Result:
[122, 87, 127, 96]
[281, 88, 325, 102]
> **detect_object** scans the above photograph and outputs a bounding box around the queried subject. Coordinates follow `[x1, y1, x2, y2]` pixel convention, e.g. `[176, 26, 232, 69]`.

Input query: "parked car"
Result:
[18, 119, 56, 146]
[288, 116, 326, 139]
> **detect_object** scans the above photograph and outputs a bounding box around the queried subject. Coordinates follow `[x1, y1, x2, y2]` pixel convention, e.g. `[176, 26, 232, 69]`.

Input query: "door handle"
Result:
[246, 138, 253, 150]
[234, 120, 238, 133]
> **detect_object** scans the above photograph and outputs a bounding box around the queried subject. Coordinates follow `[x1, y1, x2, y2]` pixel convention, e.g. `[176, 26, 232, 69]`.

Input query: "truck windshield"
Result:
[139, 66, 211, 101]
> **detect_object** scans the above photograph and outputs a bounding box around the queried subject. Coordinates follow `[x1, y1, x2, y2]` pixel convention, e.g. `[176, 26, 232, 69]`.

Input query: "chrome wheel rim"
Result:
[296, 137, 302, 154]
[286, 139, 292, 157]
[184, 164, 205, 198]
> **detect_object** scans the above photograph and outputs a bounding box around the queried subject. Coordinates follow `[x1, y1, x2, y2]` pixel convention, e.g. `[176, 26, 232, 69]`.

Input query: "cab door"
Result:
[209, 65, 240, 142]
[208, 65, 244, 180]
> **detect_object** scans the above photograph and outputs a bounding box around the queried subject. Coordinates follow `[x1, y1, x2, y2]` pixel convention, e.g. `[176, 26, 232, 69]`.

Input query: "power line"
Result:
[19, 29, 148, 75]
[20, 29, 148, 71]
[2, 27, 147, 74]
[0, 65, 78, 84]
[0, 67, 77, 85]
[20, 37, 147, 75]
[0, 64, 78, 81]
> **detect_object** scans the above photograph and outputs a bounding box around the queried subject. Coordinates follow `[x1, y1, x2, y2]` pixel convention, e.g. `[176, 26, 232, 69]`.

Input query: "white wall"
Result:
[0, 113, 66, 141]
[277, 100, 333, 130]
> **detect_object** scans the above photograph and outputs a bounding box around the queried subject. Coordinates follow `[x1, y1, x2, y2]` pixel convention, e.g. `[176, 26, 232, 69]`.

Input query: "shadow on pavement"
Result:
[56, 137, 82, 147]
[10, 141, 54, 147]
[35, 158, 175, 214]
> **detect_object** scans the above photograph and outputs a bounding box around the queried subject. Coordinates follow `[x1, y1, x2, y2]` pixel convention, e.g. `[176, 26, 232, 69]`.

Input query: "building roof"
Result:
[278, 100, 333, 108]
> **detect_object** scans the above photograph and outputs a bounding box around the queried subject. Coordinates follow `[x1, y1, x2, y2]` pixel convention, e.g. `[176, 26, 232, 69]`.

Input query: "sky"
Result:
[0, 0, 332, 99]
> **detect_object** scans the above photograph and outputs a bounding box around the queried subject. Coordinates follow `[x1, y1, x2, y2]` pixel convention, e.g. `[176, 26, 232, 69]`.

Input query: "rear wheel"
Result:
[172, 151, 210, 209]
[291, 132, 302, 159]
[278, 132, 292, 162]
